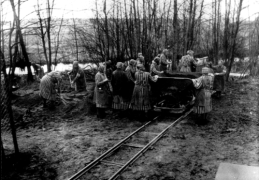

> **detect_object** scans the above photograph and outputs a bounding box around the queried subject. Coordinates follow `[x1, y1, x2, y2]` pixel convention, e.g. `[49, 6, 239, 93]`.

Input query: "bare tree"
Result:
[172, 0, 179, 70]
[46, 0, 52, 70]
[10, 0, 34, 81]
[212, 0, 221, 63]
[35, 0, 55, 72]
[225, 0, 244, 81]
[53, 16, 64, 66]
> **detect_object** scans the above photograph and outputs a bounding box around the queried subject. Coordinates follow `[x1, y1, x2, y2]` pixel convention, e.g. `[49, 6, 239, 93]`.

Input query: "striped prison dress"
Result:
[130, 71, 156, 111]
[192, 74, 214, 114]
[39, 71, 62, 101]
[111, 69, 129, 110]
[179, 55, 195, 72]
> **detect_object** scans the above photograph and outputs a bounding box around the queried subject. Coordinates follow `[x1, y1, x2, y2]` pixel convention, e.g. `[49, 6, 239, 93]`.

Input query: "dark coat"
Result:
[111, 69, 128, 97]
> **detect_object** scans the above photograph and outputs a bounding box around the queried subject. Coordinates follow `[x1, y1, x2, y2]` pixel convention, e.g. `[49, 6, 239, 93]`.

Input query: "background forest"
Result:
[1, 0, 259, 81]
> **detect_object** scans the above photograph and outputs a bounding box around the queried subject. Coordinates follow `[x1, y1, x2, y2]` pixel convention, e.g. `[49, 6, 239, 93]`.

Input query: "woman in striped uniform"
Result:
[150, 57, 164, 76]
[192, 67, 214, 121]
[130, 64, 158, 113]
[179, 50, 197, 72]
[39, 71, 62, 108]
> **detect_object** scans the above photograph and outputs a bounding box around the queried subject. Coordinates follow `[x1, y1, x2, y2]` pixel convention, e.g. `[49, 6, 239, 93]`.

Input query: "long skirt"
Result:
[93, 86, 111, 108]
[112, 95, 128, 110]
[213, 74, 225, 92]
[193, 89, 212, 114]
[130, 85, 151, 111]
[39, 75, 56, 101]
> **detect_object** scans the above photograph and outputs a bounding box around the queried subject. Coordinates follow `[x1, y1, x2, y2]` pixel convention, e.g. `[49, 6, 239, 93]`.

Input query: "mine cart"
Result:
[151, 72, 202, 114]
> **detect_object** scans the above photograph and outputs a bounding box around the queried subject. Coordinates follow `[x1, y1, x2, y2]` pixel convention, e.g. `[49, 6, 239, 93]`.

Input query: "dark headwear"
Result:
[154, 57, 160, 64]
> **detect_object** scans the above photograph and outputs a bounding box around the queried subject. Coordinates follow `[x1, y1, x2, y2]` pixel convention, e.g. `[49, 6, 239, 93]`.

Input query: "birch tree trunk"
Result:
[172, 0, 179, 71]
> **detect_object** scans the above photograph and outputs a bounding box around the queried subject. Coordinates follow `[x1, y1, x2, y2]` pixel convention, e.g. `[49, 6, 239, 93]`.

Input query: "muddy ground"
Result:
[1, 77, 259, 180]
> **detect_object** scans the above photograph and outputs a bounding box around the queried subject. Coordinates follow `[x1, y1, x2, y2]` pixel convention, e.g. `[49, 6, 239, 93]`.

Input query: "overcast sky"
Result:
[1, 0, 259, 22]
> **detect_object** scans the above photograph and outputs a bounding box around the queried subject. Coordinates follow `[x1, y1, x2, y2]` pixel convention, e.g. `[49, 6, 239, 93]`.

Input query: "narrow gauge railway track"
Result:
[68, 108, 193, 180]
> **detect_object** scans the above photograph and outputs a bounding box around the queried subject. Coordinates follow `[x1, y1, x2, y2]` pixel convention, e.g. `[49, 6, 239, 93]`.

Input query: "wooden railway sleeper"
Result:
[123, 143, 145, 148]
[100, 160, 124, 167]
[108, 108, 193, 180]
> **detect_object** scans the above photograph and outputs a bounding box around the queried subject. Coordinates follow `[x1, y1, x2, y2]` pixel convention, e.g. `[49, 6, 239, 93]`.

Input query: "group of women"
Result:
[39, 49, 227, 120]
[94, 59, 159, 118]
[177, 50, 227, 120]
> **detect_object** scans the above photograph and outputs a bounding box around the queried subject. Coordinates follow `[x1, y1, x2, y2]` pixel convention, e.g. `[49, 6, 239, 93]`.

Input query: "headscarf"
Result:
[138, 56, 144, 63]
[72, 61, 80, 73]
[202, 67, 210, 74]
[73, 61, 79, 68]
[137, 63, 145, 71]
[218, 60, 224, 65]
[138, 53, 142, 57]
[116, 62, 124, 69]
[129, 59, 137, 66]
[162, 49, 168, 54]
[48, 71, 62, 83]
[98, 65, 105, 73]
[187, 50, 194, 55]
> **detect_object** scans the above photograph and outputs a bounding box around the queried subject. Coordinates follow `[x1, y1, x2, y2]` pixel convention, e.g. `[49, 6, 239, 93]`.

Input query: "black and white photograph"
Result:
[0, 0, 259, 179]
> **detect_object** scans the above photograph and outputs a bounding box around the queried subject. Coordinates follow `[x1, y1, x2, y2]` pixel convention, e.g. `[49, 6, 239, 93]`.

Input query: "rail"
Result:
[68, 109, 192, 180]
[68, 117, 158, 180]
